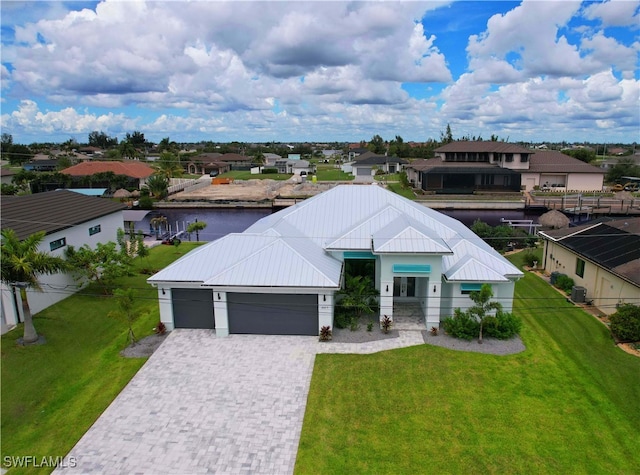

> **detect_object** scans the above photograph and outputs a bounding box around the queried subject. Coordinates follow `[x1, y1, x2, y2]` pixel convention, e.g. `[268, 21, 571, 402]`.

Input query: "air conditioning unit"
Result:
[571, 286, 587, 303]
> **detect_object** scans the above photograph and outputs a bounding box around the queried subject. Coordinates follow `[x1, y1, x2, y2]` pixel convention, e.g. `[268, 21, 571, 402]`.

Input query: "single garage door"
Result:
[172, 288, 215, 329]
[356, 167, 371, 176]
[227, 293, 318, 335]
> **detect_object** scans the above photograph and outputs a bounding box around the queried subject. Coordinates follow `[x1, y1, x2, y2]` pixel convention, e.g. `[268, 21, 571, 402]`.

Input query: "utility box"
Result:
[571, 286, 587, 303]
[550, 271, 560, 285]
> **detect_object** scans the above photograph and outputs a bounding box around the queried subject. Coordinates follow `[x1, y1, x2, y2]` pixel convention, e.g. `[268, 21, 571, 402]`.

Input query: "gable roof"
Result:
[540, 217, 640, 285]
[1, 190, 126, 240]
[60, 160, 155, 178]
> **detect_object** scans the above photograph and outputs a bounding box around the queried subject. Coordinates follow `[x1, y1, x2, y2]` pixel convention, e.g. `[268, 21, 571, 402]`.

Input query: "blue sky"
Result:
[1, 0, 639, 145]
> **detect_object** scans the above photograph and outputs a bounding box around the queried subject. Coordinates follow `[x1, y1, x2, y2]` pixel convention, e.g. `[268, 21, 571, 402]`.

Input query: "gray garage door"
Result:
[172, 288, 215, 329]
[227, 293, 318, 335]
[356, 167, 371, 176]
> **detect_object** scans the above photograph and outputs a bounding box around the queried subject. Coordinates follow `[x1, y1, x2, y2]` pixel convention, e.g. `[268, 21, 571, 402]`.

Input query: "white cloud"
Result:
[583, 0, 640, 27]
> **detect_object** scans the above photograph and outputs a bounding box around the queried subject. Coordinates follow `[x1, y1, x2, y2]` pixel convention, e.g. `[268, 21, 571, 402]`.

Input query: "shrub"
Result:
[522, 251, 538, 268]
[367, 321, 373, 332]
[484, 312, 522, 339]
[555, 274, 575, 293]
[442, 309, 480, 340]
[154, 321, 167, 335]
[262, 168, 278, 174]
[609, 304, 640, 342]
[319, 325, 332, 342]
[334, 308, 351, 329]
[381, 315, 392, 333]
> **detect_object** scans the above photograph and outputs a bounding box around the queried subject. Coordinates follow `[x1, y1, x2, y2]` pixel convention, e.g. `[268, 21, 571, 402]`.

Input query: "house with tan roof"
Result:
[405, 142, 604, 193]
[61, 160, 155, 189]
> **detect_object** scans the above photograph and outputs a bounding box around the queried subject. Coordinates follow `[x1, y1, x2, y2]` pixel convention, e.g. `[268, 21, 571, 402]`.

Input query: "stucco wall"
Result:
[543, 240, 638, 315]
[12, 211, 125, 321]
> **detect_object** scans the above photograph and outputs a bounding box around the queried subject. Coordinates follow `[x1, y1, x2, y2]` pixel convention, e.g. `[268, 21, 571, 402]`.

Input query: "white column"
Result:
[158, 287, 174, 331]
[426, 281, 442, 328]
[318, 293, 334, 334]
[379, 280, 394, 323]
[213, 291, 229, 337]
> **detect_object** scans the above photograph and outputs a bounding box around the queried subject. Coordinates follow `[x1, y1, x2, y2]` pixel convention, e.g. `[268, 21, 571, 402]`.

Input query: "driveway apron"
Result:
[56, 331, 317, 474]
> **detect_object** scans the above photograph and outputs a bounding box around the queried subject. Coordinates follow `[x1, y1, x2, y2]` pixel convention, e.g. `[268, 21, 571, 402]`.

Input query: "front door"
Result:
[393, 277, 416, 297]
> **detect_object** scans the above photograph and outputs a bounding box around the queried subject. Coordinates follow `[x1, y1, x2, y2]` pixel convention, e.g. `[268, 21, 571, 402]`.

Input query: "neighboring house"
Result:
[60, 160, 155, 189]
[274, 159, 314, 175]
[599, 155, 640, 170]
[349, 154, 408, 181]
[405, 142, 604, 193]
[1, 168, 17, 185]
[186, 153, 230, 176]
[23, 159, 58, 172]
[77, 146, 104, 157]
[1, 190, 126, 334]
[148, 185, 522, 336]
[539, 218, 640, 315]
[263, 153, 282, 166]
[348, 147, 369, 160]
[188, 153, 253, 173]
[522, 151, 604, 191]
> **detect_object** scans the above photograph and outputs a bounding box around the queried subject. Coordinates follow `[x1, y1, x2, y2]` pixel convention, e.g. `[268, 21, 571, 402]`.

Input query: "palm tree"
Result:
[186, 221, 207, 241]
[1, 229, 69, 344]
[145, 174, 169, 199]
[149, 216, 168, 239]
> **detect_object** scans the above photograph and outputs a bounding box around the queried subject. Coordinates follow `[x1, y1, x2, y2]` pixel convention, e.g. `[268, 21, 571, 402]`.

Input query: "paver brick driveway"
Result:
[57, 330, 318, 474]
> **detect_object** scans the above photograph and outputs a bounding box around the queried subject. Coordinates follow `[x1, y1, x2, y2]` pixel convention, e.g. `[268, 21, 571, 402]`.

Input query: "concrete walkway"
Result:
[57, 329, 425, 474]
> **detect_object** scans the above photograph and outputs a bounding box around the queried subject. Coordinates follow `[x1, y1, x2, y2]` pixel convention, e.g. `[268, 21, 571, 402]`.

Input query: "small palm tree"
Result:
[149, 216, 168, 239]
[1, 229, 69, 343]
[145, 174, 169, 199]
[108, 288, 139, 346]
[186, 221, 207, 241]
[468, 284, 503, 344]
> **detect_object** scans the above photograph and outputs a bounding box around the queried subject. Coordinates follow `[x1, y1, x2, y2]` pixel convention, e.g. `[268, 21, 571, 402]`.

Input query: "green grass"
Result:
[1, 243, 201, 474]
[314, 168, 353, 181]
[296, 253, 640, 474]
[386, 182, 416, 200]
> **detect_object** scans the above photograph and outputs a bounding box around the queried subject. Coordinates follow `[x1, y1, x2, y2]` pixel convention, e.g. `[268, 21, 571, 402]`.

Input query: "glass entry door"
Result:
[393, 277, 416, 297]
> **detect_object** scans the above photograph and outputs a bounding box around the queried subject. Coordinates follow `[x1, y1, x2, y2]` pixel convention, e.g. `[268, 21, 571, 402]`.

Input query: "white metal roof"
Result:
[149, 184, 522, 288]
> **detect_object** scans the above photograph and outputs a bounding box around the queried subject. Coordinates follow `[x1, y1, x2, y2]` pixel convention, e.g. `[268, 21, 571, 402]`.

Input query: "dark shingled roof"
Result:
[435, 141, 531, 154]
[354, 155, 408, 166]
[1, 190, 126, 241]
[529, 150, 604, 174]
[541, 217, 640, 286]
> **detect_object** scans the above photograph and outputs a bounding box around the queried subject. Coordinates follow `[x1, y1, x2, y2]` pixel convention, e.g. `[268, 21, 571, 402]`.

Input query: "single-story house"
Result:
[23, 159, 59, 172]
[1, 168, 17, 185]
[60, 160, 155, 189]
[148, 184, 523, 336]
[186, 153, 231, 176]
[1, 190, 126, 334]
[539, 218, 640, 315]
[344, 153, 408, 181]
[405, 142, 604, 193]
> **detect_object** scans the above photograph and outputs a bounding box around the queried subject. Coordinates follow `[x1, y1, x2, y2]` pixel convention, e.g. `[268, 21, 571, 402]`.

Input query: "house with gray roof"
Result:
[148, 185, 522, 336]
[539, 217, 640, 315]
[1, 190, 126, 334]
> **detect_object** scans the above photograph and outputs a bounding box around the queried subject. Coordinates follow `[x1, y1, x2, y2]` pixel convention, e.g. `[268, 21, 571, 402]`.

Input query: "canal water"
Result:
[138, 207, 544, 242]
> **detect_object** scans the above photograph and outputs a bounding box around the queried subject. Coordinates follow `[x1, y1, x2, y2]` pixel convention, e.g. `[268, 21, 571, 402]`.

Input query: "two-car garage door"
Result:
[172, 289, 318, 335]
[227, 293, 318, 336]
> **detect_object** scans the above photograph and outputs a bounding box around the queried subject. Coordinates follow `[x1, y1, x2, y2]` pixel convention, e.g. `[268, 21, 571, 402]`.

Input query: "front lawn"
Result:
[314, 167, 353, 181]
[296, 254, 640, 474]
[1, 243, 201, 473]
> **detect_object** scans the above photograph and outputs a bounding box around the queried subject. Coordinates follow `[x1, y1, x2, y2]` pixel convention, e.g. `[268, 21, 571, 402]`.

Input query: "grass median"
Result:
[1, 243, 201, 474]
[295, 252, 640, 474]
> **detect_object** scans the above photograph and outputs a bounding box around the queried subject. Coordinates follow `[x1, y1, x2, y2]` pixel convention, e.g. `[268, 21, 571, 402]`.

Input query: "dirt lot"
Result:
[169, 178, 338, 202]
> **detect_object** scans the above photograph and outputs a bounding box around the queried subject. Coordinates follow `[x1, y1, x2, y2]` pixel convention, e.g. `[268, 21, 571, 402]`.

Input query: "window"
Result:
[576, 258, 585, 278]
[461, 283, 484, 295]
[50, 237, 66, 251]
[520, 154, 529, 163]
[89, 225, 101, 236]
[505, 153, 513, 162]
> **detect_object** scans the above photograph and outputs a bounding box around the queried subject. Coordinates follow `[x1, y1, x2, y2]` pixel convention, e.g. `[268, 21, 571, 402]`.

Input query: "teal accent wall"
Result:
[460, 283, 483, 292]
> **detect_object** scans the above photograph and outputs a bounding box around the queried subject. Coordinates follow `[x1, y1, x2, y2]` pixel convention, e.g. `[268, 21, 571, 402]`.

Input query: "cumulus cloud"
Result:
[583, 0, 640, 27]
